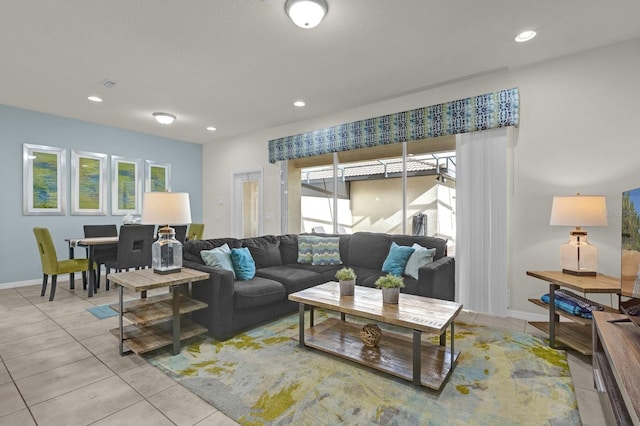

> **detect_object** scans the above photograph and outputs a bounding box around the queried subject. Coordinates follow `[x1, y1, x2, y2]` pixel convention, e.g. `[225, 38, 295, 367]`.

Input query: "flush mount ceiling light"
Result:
[515, 30, 536, 42]
[152, 112, 176, 125]
[285, 0, 328, 29]
[206, 126, 217, 131]
[293, 100, 306, 107]
[87, 96, 103, 102]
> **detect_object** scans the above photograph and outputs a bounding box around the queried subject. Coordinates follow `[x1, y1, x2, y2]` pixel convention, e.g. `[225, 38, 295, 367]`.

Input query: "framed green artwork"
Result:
[23, 143, 67, 215]
[71, 150, 108, 215]
[145, 161, 171, 192]
[111, 156, 142, 215]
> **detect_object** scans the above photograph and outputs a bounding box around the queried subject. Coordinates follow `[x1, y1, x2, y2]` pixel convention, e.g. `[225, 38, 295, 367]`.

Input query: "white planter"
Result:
[381, 287, 400, 304]
[339, 280, 355, 296]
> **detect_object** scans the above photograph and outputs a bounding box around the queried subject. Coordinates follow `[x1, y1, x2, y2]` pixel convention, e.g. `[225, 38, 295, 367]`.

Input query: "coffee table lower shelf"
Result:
[295, 318, 460, 390]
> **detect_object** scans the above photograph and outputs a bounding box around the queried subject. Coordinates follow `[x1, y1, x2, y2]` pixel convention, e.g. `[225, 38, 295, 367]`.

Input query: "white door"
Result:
[232, 169, 263, 238]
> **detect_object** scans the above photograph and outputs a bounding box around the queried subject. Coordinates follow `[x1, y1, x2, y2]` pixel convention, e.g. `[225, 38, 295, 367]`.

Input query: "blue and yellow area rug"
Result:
[145, 312, 580, 425]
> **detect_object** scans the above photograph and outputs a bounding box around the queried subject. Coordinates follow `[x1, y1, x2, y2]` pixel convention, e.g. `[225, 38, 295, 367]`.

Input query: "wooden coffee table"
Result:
[289, 282, 463, 390]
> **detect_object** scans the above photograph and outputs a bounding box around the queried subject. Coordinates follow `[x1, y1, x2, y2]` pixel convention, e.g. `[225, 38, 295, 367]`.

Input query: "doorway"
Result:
[232, 169, 263, 238]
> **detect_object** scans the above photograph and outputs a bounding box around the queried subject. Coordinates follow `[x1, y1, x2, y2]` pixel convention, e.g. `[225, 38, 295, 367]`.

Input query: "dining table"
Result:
[66, 236, 119, 297]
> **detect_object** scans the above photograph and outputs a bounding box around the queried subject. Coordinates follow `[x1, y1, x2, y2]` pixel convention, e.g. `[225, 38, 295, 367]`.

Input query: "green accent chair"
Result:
[33, 227, 90, 301]
[187, 223, 205, 241]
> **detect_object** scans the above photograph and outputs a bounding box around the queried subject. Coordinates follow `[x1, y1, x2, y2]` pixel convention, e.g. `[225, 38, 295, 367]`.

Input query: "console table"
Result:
[593, 311, 640, 425]
[526, 270, 620, 355]
[107, 268, 209, 356]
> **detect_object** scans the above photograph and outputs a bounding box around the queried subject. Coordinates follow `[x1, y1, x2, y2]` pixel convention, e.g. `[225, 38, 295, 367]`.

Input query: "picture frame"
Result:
[145, 161, 171, 192]
[111, 156, 143, 215]
[71, 150, 108, 215]
[23, 143, 67, 215]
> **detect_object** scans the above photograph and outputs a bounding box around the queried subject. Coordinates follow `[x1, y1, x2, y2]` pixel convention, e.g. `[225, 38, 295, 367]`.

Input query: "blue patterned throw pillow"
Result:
[230, 247, 256, 280]
[311, 236, 342, 266]
[297, 235, 319, 264]
[381, 242, 415, 276]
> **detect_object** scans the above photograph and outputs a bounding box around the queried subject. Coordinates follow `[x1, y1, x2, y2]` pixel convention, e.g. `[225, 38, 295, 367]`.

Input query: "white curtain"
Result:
[455, 128, 508, 316]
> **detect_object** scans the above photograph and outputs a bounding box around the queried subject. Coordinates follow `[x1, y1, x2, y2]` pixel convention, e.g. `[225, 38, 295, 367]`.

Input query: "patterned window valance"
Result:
[268, 87, 519, 163]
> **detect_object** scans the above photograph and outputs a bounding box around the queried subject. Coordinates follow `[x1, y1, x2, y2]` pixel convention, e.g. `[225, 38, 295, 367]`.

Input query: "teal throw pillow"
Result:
[297, 235, 319, 264]
[381, 242, 415, 276]
[311, 236, 342, 266]
[404, 243, 437, 280]
[230, 247, 256, 280]
[200, 244, 235, 278]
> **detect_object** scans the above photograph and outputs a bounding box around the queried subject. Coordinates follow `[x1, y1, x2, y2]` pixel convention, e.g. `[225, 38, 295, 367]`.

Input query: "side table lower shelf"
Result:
[528, 321, 593, 355]
[109, 319, 207, 355]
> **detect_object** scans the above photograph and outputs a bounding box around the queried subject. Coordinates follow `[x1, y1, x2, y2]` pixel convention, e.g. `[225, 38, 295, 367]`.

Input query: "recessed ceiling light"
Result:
[515, 30, 536, 43]
[206, 126, 217, 131]
[88, 96, 103, 102]
[294, 101, 306, 107]
[152, 112, 176, 124]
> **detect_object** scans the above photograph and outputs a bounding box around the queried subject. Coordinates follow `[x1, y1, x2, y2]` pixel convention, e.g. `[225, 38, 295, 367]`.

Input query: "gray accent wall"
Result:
[0, 104, 202, 285]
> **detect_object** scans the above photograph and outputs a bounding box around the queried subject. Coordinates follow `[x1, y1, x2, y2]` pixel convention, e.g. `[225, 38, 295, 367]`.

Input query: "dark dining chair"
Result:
[172, 225, 188, 244]
[33, 227, 90, 301]
[104, 225, 154, 290]
[83, 224, 118, 290]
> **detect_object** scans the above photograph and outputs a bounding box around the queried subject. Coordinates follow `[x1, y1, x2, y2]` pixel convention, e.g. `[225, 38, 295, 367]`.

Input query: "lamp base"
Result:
[562, 268, 597, 277]
[153, 267, 182, 275]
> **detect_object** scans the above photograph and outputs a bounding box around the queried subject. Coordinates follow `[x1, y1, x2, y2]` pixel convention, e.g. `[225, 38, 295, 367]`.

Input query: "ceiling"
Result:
[2, 1, 640, 145]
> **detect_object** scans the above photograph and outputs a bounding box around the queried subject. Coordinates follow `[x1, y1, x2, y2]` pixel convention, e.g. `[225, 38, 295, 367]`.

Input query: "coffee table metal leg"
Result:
[309, 306, 314, 327]
[450, 322, 455, 367]
[298, 303, 305, 347]
[413, 329, 421, 385]
[341, 312, 345, 321]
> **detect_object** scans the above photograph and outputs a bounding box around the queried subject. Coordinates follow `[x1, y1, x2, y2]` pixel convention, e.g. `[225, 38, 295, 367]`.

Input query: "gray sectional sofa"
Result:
[183, 231, 455, 341]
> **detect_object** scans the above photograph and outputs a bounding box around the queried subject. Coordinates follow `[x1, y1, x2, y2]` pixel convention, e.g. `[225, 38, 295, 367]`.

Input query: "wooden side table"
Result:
[526, 270, 620, 355]
[107, 268, 210, 356]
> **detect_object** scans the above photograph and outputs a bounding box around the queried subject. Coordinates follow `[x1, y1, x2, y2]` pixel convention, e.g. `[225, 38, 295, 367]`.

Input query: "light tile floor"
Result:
[0, 281, 606, 425]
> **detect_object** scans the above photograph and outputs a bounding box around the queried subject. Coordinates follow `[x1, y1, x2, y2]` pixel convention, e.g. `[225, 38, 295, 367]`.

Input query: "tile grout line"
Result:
[0, 352, 38, 424]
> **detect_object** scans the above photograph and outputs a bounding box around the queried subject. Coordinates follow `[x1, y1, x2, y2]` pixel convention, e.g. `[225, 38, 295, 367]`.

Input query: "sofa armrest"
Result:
[417, 256, 455, 301]
[184, 260, 236, 339]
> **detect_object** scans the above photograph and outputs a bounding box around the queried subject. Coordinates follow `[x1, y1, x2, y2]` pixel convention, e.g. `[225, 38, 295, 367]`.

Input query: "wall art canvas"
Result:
[71, 150, 108, 215]
[145, 161, 171, 192]
[111, 156, 142, 215]
[23, 143, 66, 215]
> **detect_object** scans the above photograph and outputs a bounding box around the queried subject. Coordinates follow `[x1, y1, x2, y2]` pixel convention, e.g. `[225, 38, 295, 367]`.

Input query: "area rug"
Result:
[86, 304, 118, 319]
[145, 311, 580, 425]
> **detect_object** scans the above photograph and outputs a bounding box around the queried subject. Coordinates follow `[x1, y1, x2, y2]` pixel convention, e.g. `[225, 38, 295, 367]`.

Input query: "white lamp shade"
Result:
[285, 0, 327, 29]
[550, 195, 608, 227]
[142, 192, 192, 225]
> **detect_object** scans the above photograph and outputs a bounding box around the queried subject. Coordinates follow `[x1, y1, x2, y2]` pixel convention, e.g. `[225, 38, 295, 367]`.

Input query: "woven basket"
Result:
[360, 323, 382, 348]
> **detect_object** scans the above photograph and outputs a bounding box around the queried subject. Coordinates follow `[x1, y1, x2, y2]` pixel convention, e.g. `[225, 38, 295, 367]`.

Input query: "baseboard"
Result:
[507, 308, 575, 323]
[0, 271, 106, 290]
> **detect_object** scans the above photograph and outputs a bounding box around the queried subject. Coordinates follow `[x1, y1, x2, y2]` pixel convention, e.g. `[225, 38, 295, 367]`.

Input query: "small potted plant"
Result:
[335, 267, 357, 296]
[374, 274, 405, 304]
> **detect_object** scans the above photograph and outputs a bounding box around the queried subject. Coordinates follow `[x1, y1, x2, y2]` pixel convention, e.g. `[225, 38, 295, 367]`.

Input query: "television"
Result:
[620, 187, 640, 324]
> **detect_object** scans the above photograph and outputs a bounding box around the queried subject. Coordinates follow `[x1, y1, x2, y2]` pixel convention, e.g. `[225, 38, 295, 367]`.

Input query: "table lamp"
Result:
[142, 192, 192, 274]
[550, 194, 607, 276]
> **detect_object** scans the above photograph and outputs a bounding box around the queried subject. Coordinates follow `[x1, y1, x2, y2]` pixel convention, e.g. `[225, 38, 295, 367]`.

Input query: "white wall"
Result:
[202, 38, 640, 316]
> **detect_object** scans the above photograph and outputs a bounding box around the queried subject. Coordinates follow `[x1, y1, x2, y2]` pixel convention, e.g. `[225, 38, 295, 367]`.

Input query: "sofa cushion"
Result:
[356, 268, 387, 288]
[278, 234, 299, 265]
[244, 238, 282, 269]
[200, 243, 235, 277]
[311, 236, 342, 266]
[348, 232, 390, 270]
[230, 247, 256, 280]
[234, 278, 286, 310]
[381, 242, 415, 276]
[404, 243, 437, 280]
[255, 266, 325, 294]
